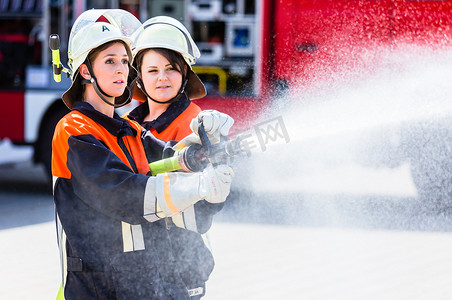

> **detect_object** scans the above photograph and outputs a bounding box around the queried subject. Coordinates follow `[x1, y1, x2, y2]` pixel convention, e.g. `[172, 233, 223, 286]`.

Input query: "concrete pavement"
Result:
[206, 222, 452, 300]
[0, 222, 60, 300]
[2, 219, 452, 299]
[1, 162, 452, 299]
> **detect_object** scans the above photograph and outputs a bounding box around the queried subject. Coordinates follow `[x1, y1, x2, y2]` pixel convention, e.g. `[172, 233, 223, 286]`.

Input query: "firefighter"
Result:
[125, 15, 207, 141]
[124, 16, 231, 299]
[52, 9, 234, 300]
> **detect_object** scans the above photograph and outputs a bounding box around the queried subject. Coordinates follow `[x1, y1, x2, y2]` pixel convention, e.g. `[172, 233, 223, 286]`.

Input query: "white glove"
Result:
[173, 110, 234, 151]
[191, 110, 234, 144]
[200, 164, 234, 204]
[154, 164, 234, 216]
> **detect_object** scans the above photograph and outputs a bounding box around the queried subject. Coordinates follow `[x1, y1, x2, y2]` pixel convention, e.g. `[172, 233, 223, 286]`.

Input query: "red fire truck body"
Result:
[1, 0, 451, 176]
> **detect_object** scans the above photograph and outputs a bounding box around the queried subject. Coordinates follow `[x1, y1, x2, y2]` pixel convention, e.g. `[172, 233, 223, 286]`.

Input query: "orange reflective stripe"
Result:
[163, 174, 179, 214]
[176, 142, 188, 149]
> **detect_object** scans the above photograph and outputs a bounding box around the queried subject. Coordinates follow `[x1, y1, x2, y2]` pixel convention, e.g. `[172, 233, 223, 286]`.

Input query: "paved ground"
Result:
[2, 162, 452, 299]
[0, 221, 61, 299]
[2, 219, 452, 300]
[206, 223, 452, 300]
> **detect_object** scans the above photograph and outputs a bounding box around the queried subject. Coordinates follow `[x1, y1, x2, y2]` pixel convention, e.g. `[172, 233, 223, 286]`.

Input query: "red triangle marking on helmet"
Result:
[96, 15, 111, 23]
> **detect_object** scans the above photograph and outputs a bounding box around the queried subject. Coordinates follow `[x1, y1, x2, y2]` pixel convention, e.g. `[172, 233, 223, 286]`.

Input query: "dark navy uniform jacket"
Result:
[52, 102, 214, 299]
[126, 95, 225, 296]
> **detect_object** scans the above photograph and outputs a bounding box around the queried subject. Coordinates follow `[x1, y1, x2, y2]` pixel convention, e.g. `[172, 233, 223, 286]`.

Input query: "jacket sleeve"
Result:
[140, 128, 225, 231]
[171, 201, 224, 234]
[65, 133, 206, 224]
[141, 130, 175, 163]
[65, 133, 154, 224]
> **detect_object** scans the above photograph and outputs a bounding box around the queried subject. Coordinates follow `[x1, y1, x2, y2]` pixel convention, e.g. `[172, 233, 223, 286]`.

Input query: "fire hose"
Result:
[149, 121, 246, 175]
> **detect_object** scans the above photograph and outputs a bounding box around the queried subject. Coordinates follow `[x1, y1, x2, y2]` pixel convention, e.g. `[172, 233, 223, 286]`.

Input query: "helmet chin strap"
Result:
[83, 59, 131, 108]
[136, 76, 188, 104]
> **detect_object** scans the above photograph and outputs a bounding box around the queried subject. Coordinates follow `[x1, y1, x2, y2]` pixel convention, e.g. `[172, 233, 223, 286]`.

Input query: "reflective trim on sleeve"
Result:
[156, 172, 201, 217]
[171, 213, 185, 229]
[163, 174, 180, 214]
[173, 142, 188, 151]
[171, 206, 197, 232]
[56, 214, 68, 287]
[188, 287, 204, 297]
[52, 176, 58, 193]
[144, 176, 160, 222]
[201, 232, 213, 253]
[182, 205, 198, 232]
[144, 213, 160, 222]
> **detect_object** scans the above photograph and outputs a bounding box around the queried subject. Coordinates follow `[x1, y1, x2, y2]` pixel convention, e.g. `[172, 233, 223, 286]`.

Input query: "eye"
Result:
[105, 59, 114, 64]
[122, 58, 129, 65]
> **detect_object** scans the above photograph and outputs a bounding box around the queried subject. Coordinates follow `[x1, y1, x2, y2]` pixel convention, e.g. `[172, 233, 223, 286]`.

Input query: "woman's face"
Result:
[140, 50, 183, 102]
[90, 42, 129, 98]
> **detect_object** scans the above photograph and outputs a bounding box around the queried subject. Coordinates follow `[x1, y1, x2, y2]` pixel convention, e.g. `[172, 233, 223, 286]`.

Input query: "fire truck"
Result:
[1, 0, 451, 197]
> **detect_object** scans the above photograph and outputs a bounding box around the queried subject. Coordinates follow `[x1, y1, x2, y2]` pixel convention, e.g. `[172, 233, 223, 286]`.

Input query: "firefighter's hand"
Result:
[191, 110, 234, 144]
[154, 164, 234, 216]
[173, 110, 234, 151]
[200, 164, 234, 204]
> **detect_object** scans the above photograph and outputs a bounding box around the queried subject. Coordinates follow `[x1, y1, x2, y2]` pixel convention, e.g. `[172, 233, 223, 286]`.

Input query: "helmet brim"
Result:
[186, 69, 207, 100]
[62, 72, 83, 109]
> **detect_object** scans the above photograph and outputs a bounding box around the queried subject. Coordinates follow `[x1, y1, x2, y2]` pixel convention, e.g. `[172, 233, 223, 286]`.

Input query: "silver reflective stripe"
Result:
[144, 214, 160, 222]
[144, 177, 160, 222]
[188, 287, 203, 297]
[56, 214, 68, 286]
[122, 221, 145, 252]
[122, 221, 133, 252]
[55, 177, 68, 289]
[171, 206, 197, 232]
[171, 214, 185, 229]
[183, 205, 197, 232]
[131, 224, 145, 251]
[201, 232, 213, 253]
[52, 176, 58, 194]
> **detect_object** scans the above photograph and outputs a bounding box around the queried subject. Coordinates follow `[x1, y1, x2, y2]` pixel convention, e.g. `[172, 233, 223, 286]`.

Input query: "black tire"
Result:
[35, 102, 70, 184]
[402, 119, 452, 210]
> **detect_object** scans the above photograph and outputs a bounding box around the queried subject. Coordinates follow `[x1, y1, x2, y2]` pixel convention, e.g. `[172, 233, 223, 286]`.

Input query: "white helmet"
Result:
[62, 9, 141, 109]
[131, 16, 206, 101]
[133, 16, 200, 66]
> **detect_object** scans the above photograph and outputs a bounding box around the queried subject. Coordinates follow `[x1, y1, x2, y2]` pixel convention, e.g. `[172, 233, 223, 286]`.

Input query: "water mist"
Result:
[229, 45, 452, 228]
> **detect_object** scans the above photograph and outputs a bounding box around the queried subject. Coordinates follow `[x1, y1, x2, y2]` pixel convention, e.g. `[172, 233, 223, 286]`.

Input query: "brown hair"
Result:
[135, 48, 187, 78]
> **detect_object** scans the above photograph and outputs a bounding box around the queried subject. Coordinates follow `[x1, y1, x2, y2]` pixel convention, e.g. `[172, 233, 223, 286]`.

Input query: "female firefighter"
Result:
[52, 9, 234, 300]
[125, 15, 207, 141]
[123, 16, 231, 299]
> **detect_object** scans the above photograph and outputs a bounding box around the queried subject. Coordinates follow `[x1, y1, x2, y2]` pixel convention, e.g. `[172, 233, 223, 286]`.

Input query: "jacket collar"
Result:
[73, 101, 137, 138]
[127, 94, 190, 133]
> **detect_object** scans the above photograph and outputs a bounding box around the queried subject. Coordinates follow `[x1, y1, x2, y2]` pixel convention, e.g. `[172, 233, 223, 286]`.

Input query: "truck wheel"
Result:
[402, 120, 452, 210]
[35, 102, 70, 183]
